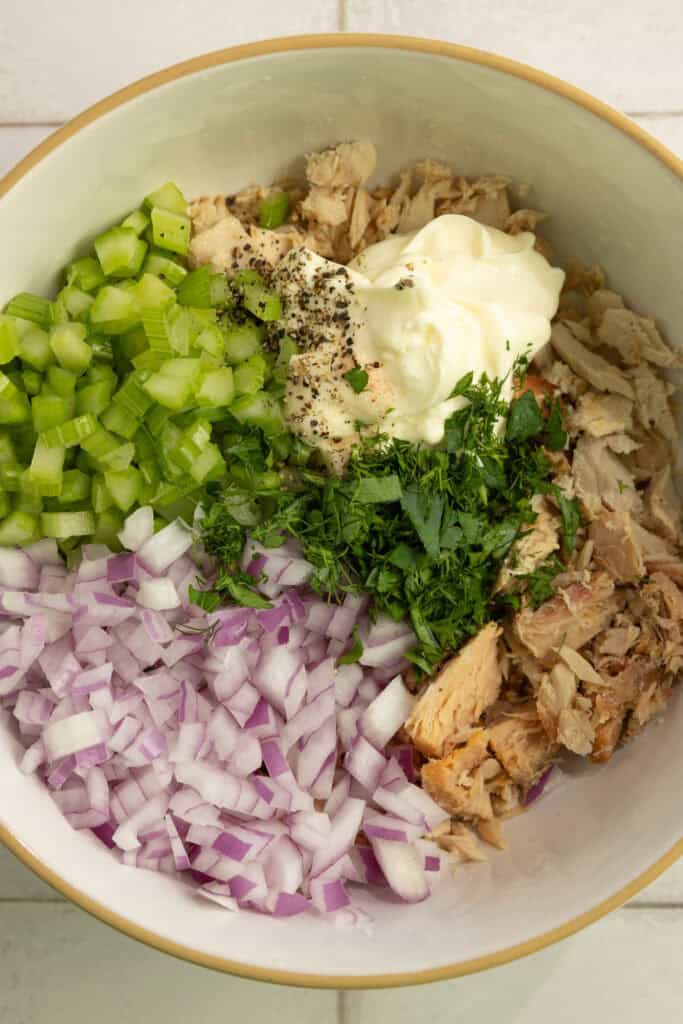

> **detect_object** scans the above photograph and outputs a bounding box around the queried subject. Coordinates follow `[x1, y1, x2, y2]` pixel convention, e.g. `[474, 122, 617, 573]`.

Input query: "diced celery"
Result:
[91, 475, 113, 513]
[11, 425, 38, 465]
[0, 433, 16, 464]
[178, 266, 230, 308]
[94, 226, 148, 278]
[150, 207, 191, 255]
[0, 391, 30, 425]
[60, 286, 94, 323]
[110, 372, 153, 419]
[143, 370, 193, 411]
[259, 190, 290, 229]
[131, 350, 165, 371]
[85, 363, 117, 387]
[100, 403, 139, 440]
[93, 509, 123, 548]
[115, 327, 148, 363]
[32, 394, 71, 433]
[66, 257, 105, 293]
[159, 358, 202, 380]
[0, 463, 23, 491]
[91, 336, 114, 363]
[0, 492, 9, 520]
[57, 468, 90, 504]
[0, 316, 19, 364]
[0, 372, 18, 400]
[195, 323, 225, 359]
[143, 249, 187, 286]
[133, 273, 176, 312]
[0, 509, 38, 546]
[22, 369, 42, 396]
[41, 413, 97, 449]
[234, 353, 267, 396]
[142, 309, 173, 354]
[144, 406, 173, 436]
[76, 380, 113, 417]
[46, 366, 78, 398]
[195, 367, 234, 407]
[49, 294, 70, 325]
[4, 293, 51, 329]
[230, 391, 284, 435]
[104, 467, 142, 512]
[18, 326, 53, 371]
[89, 286, 140, 335]
[233, 270, 282, 322]
[121, 209, 150, 236]
[41, 510, 95, 539]
[188, 442, 225, 484]
[143, 182, 187, 215]
[80, 426, 120, 460]
[49, 323, 92, 373]
[29, 438, 65, 496]
[97, 442, 135, 472]
[222, 320, 264, 364]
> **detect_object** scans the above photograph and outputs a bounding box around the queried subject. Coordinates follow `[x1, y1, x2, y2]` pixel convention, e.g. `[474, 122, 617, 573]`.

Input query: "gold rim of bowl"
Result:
[0, 33, 681, 989]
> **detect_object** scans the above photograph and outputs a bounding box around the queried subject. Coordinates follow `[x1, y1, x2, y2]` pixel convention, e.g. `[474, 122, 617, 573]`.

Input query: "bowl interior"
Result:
[1, 41, 682, 984]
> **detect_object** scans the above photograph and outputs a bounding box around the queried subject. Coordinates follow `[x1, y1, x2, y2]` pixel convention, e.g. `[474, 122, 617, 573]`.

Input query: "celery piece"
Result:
[0, 372, 18, 400]
[111, 372, 154, 419]
[96, 442, 135, 472]
[80, 426, 119, 460]
[57, 468, 90, 504]
[32, 394, 71, 433]
[66, 257, 105, 293]
[167, 307, 195, 356]
[0, 464, 23, 491]
[18, 326, 53, 371]
[122, 209, 150, 236]
[29, 438, 65, 496]
[0, 492, 9, 520]
[59, 286, 94, 323]
[195, 367, 234, 407]
[222, 321, 264, 364]
[142, 309, 173, 354]
[159, 357, 202, 380]
[0, 509, 38, 546]
[233, 354, 267, 396]
[144, 182, 187, 216]
[41, 510, 95, 539]
[11, 425, 38, 465]
[49, 323, 92, 373]
[100, 403, 140, 440]
[115, 327, 149, 363]
[178, 267, 230, 308]
[131, 350, 165, 372]
[49, 295, 70, 325]
[22, 369, 42, 396]
[41, 413, 97, 449]
[188, 442, 225, 484]
[241, 283, 282, 322]
[93, 508, 124, 549]
[150, 207, 191, 256]
[0, 316, 19, 364]
[143, 250, 188, 287]
[94, 227, 148, 278]
[89, 286, 140, 335]
[0, 433, 16, 464]
[0, 391, 30, 425]
[85, 363, 117, 387]
[5, 293, 51, 329]
[143, 371, 193, 411]
[195, 323, 225, 360]
[76, 380, 113, 417]
[91, 475, 113, 513]
[133, 273, 176, 313]
[46, 366, 78, 398]
[143, 406, 172, 437]
[259, 190, 290, 230]
[230, 392, 284, 436]
[91, 336, 114, 363]
[104, 467, 142, 512]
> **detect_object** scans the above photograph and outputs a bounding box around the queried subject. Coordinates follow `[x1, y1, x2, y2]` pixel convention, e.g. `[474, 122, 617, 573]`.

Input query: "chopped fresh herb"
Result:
[338, 625, 364, 664]
[520, 554, 564, 608]
[553, 485, 581, 554]
[544, 399, 567, 450]
[343, 366, 369, 393]
[355, 474, 402, 504]
[188, 584, 221, 613]
[506, 389, 544, 443]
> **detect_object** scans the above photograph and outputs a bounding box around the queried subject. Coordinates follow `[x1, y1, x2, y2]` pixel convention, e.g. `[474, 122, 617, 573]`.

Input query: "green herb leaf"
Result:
[400, 487, 444, 559]
[343, 366, 369, 393]
[188, 585, 221, 613]
[218, 576, 274, 609]
[544, 400, 567, 450]
[388, 543, 422, 570]
[450, 371, 474, 398]
[338, 625, 364, 664]
[354, 474, 402, 504]
[553, 486, 581, 554]
[506, 390, 544, 443]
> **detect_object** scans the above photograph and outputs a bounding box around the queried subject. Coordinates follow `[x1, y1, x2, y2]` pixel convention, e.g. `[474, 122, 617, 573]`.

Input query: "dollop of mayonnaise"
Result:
[276, 214, 564, 468]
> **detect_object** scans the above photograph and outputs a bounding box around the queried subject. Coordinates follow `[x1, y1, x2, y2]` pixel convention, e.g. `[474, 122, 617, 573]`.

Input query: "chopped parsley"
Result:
[343, 366, 369, 393]
[338, 626, 364, 664]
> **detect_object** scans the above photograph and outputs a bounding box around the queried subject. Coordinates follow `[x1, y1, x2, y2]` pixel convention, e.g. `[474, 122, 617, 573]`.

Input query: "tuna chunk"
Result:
[597, 307, 683, 368]
[587, 288, 625, 327]
[570, 392, 633, 438]
[404, 624, 502, 758]
[572, 436, 640, 520]
[301, 186, 350, 227]
[421, 730, 493, 820]
[589, 509, 645, 583]
[550, 323, 634, 399]
[497, 496, 560, 592]
[488, 704, 556, 785]
[306, 141, 377, 189]
[189, 211, 299, 270]
[645, 465, 681, 543]
[629, 363, 678, 444]
[513, 571, 622, 663]
[398, 179, 455, 233]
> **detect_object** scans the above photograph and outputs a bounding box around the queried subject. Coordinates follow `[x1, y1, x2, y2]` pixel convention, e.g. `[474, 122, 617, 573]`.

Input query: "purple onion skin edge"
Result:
[524, 767, 553, 806]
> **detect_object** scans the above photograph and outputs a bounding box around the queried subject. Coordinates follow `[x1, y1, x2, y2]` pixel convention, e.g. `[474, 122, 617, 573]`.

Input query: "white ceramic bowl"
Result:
[1, 35, 682, 989]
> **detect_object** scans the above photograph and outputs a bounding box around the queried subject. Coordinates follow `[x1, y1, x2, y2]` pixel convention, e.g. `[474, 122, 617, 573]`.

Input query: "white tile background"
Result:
[0, 3, 681, 1021]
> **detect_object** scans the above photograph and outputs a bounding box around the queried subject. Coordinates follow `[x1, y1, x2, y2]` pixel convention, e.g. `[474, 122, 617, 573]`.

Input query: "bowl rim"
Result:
[1, 31, 681, 990]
